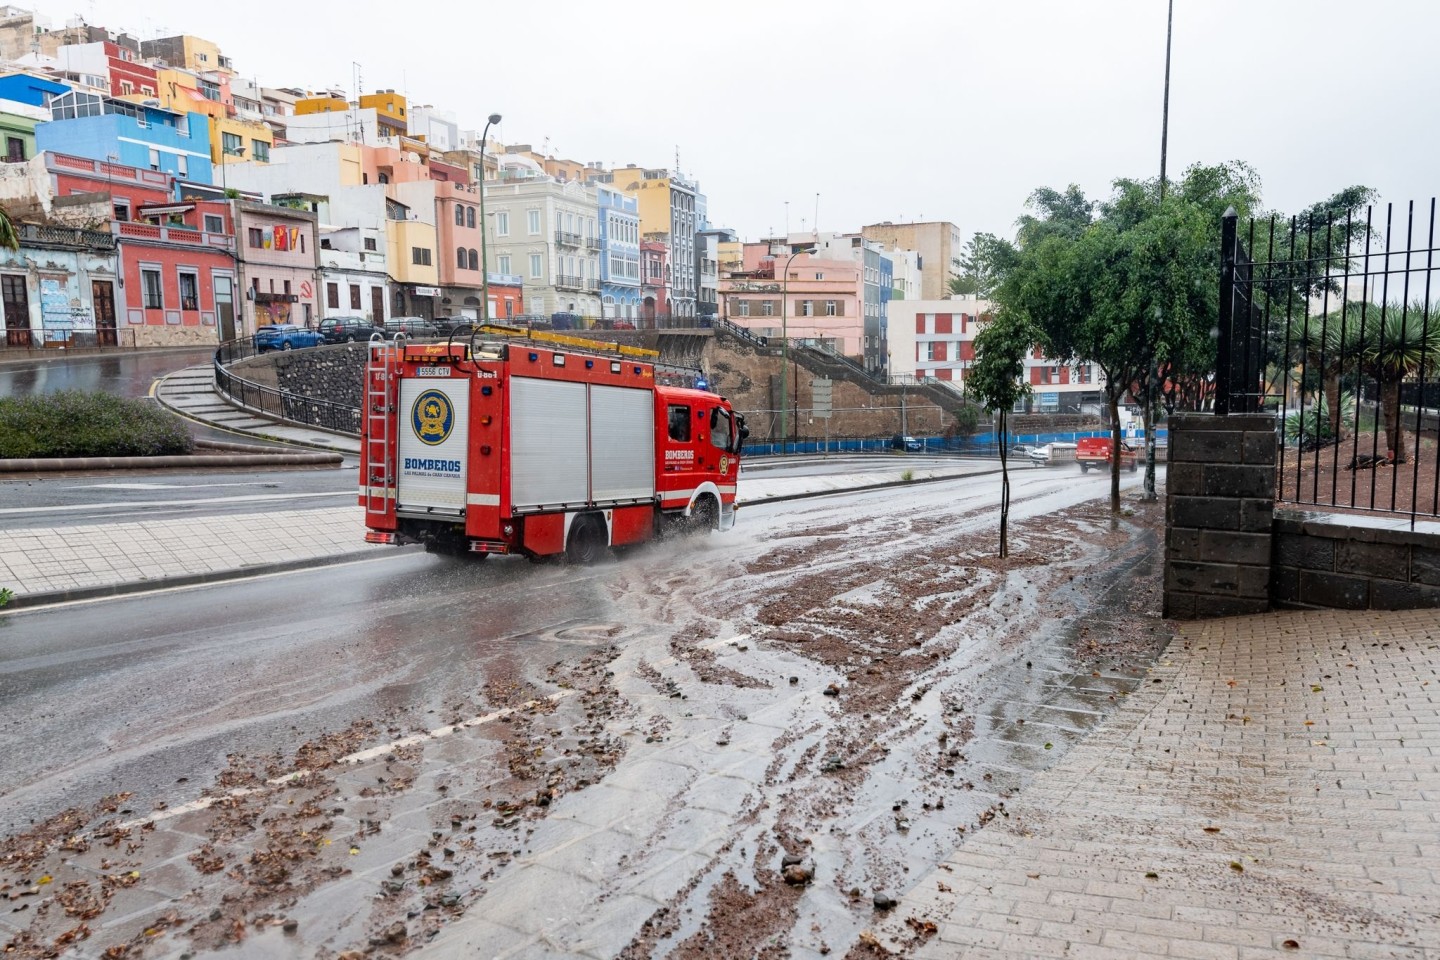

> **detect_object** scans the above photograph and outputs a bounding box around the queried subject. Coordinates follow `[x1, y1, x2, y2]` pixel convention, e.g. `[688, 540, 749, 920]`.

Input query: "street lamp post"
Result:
[778, 244, 814, 455]
[477, 113, 501, 326]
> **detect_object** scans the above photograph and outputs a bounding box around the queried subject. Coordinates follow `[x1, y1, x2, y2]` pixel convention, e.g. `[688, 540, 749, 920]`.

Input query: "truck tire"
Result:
[688, 496, 718, 534]
[1079, 462, 1089, 473]
[566, 515, 607, 564]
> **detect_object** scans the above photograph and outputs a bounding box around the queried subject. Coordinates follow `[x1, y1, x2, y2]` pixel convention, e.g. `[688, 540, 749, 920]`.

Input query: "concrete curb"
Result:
[0, 451, 344, 471]
[2, 546, 420, 611]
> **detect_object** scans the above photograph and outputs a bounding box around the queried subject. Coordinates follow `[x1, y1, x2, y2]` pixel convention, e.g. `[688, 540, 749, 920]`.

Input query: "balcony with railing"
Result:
[554, 274, 585, 291]
[584, 234, 602, 249]
[20, 222, 116, 251]
[114, 220, 234, 250]
[554, 230, 582, 247]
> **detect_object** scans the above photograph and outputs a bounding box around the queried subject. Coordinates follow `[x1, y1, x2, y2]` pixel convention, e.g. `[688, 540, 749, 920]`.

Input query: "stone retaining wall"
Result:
[1164, 412, 1440, 618]
[1272, 511, 1440, 610]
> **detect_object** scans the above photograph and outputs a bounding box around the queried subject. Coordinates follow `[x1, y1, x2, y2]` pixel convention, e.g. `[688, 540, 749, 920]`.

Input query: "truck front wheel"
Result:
[688, 496, 718, 534]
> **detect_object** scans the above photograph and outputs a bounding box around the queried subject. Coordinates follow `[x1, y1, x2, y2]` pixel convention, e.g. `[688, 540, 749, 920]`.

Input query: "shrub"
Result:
[0, 390, 193, 459]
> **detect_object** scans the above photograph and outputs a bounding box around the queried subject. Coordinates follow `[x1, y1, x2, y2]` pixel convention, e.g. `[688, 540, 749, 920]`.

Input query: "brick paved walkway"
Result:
[875, 608, 1440, 959]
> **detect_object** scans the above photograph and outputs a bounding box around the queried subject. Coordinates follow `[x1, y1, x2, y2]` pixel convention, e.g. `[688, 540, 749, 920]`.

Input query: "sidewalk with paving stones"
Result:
[872, 606, 1440, 960]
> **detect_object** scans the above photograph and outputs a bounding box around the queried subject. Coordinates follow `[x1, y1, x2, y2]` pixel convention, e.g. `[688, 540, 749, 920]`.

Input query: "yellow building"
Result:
[294, 95, 351, 115]
[606, 165, 677, 236]
[386, 218, 439, 286]
[358, 90, 407, 138]
[212, 115, 274, 165]
[140, 34, 231, 74]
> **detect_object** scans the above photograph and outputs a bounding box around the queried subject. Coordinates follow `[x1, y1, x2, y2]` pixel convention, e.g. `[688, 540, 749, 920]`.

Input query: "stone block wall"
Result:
[1272, 512, 1440, 610]
[1163, 413, 1277, 619]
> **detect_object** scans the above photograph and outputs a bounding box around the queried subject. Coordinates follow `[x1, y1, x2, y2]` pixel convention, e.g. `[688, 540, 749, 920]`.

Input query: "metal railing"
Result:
[213, 338, 363, 435]
[1, 324, 133, 350]
[1218, 201, 1440, 522]
[554, 230, 583, 247]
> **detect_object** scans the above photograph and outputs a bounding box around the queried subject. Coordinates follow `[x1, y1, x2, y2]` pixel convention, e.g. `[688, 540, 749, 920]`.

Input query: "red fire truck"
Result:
[360, 328, 746, 562]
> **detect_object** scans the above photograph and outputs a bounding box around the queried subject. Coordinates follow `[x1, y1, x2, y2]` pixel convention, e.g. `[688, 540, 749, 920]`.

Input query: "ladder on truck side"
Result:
[363, 337, 396, 515]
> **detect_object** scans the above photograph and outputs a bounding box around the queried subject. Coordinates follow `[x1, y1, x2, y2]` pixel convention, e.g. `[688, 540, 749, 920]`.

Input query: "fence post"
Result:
[1215, 207, 1238, 416]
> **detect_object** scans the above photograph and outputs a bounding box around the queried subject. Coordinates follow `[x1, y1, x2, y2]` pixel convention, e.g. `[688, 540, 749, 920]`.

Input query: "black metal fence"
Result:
[1217, 202, 1440, 521]
[213, 340, 363, 435]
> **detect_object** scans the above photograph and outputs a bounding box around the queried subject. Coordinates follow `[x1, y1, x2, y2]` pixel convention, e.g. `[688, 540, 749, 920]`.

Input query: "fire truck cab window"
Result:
[710, 407, 733, 452]
[667, 404, 691, 442]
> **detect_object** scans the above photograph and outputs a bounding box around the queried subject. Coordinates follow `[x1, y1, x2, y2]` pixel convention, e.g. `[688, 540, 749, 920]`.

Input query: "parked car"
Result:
[319, 316, 384, 343]
[1008, 443, 1033, 460]
[434, 315, 477, 336]
[253, 323, 323, 352]
[384, 317, 442, 339]
[891, 434, 923, 452]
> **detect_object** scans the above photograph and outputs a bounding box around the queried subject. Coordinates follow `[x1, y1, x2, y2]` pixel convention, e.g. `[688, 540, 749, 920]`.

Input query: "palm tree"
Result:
[1359, 299, 1440, 463]
[1289, 305, 1364, 440]
[0, 204, 19, 252]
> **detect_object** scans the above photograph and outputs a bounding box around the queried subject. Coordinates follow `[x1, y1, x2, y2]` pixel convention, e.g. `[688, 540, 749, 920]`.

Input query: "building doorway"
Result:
[214, 274, 235, 341]
[2, 274, 29, 345]
[371, 286, 385, 324]
[91, 280, 117, 346]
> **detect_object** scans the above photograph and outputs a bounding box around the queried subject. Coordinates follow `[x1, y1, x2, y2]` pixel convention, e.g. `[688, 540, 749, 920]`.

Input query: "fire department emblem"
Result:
[411, 389, 453, 446]
[719, 455, 729, 476]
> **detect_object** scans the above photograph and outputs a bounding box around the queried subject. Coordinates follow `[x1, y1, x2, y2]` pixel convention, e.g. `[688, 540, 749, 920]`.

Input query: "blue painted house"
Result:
[0, 73, 70, 108]
[36, 91, 212, 193]
[596, 184, 641, 323]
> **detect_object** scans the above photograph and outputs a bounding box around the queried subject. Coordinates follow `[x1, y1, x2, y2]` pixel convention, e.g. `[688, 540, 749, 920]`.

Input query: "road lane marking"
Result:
[115, 691, 575, 832]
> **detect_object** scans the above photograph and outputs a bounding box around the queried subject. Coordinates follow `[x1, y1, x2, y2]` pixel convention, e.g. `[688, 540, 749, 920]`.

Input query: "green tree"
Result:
[948, 233, 1013, 299]
[0, 204, 20, 252]
[967, 309, 1035, 557]
[1360, 300, 1440, 463]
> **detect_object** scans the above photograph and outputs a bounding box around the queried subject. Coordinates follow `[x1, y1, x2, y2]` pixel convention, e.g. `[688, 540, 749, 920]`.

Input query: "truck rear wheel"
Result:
[566, 515, 607, 565]
[1079, 463, 1089, 473]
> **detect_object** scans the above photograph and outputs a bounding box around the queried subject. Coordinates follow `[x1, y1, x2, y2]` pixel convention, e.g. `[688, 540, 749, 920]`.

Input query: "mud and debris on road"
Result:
[2, 484, 1172, 959]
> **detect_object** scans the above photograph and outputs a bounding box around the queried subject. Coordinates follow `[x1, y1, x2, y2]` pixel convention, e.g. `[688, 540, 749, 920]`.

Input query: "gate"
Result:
[1216, 201, 1440, 521]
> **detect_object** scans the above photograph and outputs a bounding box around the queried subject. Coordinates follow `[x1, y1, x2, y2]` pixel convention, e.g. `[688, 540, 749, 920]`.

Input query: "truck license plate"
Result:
[415, 367, 452, 377]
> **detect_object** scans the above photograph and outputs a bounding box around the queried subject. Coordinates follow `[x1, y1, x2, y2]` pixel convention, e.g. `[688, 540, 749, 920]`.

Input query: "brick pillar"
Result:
[1163, 413, 1276, 619]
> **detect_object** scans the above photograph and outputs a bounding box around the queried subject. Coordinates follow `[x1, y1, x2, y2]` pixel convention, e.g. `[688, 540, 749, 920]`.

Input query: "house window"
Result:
[178, 271, 199, 310]
[736, 300, 750, 316]
[4, 137, 24, 162]
[298, 233, 305, 253]
[468, 249, 479, 271]
[457, 247, 467, 269]
[466, 207, 476, 229]
[529, 253, 542, 278]
[222, 132, 243, 156]
[203, 214, 224, 234]
[250, 140, 269, 162]
[497, 255, 511, 274]
[113, 201, 130, 222]
[825, 300, 837, 316]
[412, 247, 432, 265]
[496, 211, 509, 235]
[350, 284, 362, 309]
[248, 227, 263, 247]
[326, 282, 339, 308]
[141, 268, 163, 309]
[761, 300, 773, 316]
[454, 205, 464, 226]
[148, 148, 159, 170]
[814, 272, 824, 280]
[800, 300, 813, 317]
[527, 209, 540, 234]
[1077, 364, 1092, 384]
[283, 280, 292, 296]
[363, 237, 377, 251]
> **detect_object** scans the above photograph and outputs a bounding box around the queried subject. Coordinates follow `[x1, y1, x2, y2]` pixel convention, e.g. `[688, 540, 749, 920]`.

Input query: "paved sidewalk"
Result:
[874, 607, 1440, 959]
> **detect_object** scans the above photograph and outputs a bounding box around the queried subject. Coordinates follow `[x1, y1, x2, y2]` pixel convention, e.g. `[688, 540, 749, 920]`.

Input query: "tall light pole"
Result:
[778, 244, 814, 455]
[477, 112, 501, 325]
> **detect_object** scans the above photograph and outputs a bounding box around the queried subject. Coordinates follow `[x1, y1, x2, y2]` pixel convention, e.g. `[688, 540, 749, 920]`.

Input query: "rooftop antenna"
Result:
[813, 192, 820, 239]
[351, 61, 363, 143]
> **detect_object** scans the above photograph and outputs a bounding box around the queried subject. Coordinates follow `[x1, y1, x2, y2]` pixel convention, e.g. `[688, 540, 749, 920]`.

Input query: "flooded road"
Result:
[0, 468, 1168, 959]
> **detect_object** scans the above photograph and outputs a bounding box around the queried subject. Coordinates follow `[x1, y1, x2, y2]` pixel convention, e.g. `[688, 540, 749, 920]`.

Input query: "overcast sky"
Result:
[46, 0, 1440, 245]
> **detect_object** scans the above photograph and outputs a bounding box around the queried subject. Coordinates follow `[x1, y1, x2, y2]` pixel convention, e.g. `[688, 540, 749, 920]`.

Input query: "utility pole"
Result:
[1144, 0, 1175, 502]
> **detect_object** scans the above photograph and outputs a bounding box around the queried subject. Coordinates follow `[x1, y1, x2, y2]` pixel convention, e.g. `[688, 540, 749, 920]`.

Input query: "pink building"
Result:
[721, 251, 864, 357]
[434, 180, 485, 313]
[234, 201, 320, 331]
